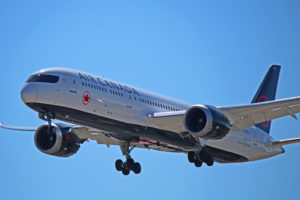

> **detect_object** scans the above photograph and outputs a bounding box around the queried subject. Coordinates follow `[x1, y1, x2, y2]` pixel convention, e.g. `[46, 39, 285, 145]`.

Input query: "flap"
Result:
[71, 126, 123, 146]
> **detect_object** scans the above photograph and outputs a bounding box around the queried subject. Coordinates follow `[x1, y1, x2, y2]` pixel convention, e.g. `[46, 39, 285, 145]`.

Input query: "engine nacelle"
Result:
[184, 105, 231, 139]
[34, 123, 80, 157]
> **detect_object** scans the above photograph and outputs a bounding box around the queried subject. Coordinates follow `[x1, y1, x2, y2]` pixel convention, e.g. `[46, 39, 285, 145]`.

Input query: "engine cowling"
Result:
[184, 105, 231, 139]
[34, 123, 80, 157]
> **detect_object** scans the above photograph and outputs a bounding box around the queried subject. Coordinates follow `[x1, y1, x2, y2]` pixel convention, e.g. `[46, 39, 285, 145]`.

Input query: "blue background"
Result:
[0, 0, 300, 199]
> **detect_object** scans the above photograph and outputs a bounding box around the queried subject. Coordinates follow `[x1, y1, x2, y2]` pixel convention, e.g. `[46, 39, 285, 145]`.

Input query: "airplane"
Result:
[1, 65, 300, 176]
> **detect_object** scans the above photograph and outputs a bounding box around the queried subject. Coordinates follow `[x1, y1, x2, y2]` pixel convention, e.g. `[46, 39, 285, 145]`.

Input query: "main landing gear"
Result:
[115, 143, 141, 176]
[188, 149, 214, 167]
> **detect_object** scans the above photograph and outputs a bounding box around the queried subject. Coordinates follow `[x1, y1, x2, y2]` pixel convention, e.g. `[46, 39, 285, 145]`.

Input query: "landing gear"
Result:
[188, 150, 214, 167]
[115, 143, 141, 175]
[39, 112, 56, 136]
[39, 112, 55, 127]
[115, 158, 141, 175]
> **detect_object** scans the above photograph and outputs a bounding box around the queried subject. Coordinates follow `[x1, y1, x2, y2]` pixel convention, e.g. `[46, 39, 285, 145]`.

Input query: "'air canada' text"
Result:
[78, 73, 140, 96]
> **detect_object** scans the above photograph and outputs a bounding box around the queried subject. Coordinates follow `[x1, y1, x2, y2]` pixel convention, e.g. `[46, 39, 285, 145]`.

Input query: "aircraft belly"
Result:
[25, 102, 249, 163]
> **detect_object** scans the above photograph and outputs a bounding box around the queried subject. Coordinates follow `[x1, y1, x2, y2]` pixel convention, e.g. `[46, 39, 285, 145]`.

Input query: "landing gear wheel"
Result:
[126, 158, 135, 170]
[188, 152, 195, 163]
[133, 162, 141, 174]
[200, 150, 209, 162]
[122, 168, 130, 175]
[206, 156, 214, 166]
[194, 160, 202, 167]
[115, 159, 123, 171]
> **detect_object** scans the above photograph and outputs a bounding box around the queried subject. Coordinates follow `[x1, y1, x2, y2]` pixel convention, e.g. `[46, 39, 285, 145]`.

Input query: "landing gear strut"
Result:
[188, 149, 214, 167]
[115, 143, 141, 175]
[39, 112, 56, 135]
[39, 112, 55, 126]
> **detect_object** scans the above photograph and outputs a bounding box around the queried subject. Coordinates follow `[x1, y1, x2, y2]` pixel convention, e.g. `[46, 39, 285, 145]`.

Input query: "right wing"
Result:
[0, 122, 123, 146]
[0, 123, 36, 131]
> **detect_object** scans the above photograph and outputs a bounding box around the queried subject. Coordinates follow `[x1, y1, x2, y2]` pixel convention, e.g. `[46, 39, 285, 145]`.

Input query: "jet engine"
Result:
[34, 123, 80, 157]
[184, 105, 231, 139]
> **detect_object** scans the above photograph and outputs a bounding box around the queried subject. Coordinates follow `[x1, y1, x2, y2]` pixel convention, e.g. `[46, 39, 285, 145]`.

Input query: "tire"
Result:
[194, 160, 202, 167]
[188, 152, 195, 163]
[122, 168, 130, 175]
[133, 162, 141, 174]
[126, 158, 135, 170]
[206, 157, 214, 166]
[115, 159, 123, 171]
[200, 150, 209, 163]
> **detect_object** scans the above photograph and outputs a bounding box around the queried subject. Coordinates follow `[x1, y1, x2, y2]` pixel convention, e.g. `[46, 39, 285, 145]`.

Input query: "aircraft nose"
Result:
[21, 84, 37, 103]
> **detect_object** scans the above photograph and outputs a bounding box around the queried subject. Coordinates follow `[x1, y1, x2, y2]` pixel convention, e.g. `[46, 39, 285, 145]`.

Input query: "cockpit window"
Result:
[26, 74, 59, 83]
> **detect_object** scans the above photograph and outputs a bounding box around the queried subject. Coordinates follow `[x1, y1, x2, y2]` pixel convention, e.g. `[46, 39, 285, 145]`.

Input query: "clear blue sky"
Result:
[1, 0, 300, 199]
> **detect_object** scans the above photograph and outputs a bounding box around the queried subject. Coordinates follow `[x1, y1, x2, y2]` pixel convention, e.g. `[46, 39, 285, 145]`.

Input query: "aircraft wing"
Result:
[71, 126, 123, 146]
[0, 122, 123, 146]
[267, 137, 300, 147]
[0, 123, 36, 131]
[219, 96, 300, 132]
[148, 96, 300, 134]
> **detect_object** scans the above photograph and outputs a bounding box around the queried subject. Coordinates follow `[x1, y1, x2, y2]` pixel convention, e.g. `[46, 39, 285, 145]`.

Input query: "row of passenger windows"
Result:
[81, 81, 180, 111]
[110, 90, 123, 97]
[82, 82, 107, 93]
[139, 98, 180, 111]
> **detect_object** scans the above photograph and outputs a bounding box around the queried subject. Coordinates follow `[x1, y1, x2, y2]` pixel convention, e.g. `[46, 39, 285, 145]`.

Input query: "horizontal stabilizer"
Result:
[268, 137, 300, 147]
[0, 123, 36, 131]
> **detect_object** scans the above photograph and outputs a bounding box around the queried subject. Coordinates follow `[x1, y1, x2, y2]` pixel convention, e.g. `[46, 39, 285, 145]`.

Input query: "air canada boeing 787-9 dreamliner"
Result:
[1, 65, 300, 175]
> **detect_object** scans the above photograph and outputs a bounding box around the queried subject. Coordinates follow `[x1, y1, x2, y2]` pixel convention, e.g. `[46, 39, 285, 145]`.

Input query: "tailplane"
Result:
[251, 65, 281, 134]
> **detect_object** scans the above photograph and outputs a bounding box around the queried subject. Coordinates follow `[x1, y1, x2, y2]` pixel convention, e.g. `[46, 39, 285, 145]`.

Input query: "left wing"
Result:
[267, 137, 300, 147]
[220, 96, 300, 132]
[148, 96, 300, 134]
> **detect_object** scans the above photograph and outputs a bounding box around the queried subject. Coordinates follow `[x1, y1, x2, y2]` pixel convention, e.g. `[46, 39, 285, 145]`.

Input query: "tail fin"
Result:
[251, 65, 281, 134]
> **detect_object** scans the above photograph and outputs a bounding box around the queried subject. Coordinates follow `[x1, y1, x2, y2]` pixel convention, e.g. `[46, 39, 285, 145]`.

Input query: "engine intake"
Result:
[184, 105, 231, 139]
[34, 123, 80, 157]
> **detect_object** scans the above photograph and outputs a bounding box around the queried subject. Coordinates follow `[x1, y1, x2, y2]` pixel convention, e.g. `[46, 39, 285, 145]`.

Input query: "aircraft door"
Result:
[66, 75, 77, 94]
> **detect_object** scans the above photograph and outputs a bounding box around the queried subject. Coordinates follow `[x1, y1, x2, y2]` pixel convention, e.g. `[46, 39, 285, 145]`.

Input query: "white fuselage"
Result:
[21, 68, 284, 163]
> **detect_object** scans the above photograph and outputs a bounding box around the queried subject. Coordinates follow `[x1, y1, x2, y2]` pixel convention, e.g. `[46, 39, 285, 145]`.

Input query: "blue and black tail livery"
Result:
[251, 65, 281, 134]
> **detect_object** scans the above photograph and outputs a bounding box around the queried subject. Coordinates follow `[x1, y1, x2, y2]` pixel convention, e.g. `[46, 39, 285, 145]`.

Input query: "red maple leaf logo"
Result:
[82, 91, 91, 105]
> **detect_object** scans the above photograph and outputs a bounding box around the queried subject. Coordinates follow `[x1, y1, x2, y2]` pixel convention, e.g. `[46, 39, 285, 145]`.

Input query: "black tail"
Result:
[251, 65, 281, 134]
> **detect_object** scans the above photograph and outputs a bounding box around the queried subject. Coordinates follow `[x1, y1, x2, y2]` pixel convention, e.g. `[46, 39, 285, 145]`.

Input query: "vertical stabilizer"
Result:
[251, 65, 281, 134]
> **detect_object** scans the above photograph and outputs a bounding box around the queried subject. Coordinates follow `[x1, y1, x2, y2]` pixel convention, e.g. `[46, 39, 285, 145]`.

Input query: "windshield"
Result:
[26, 74, 59, 83]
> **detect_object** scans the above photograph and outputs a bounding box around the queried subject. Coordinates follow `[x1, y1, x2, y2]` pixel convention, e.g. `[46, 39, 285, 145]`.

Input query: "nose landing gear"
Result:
[39, 112, 56, 135]
[115, 143, 141, 176]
